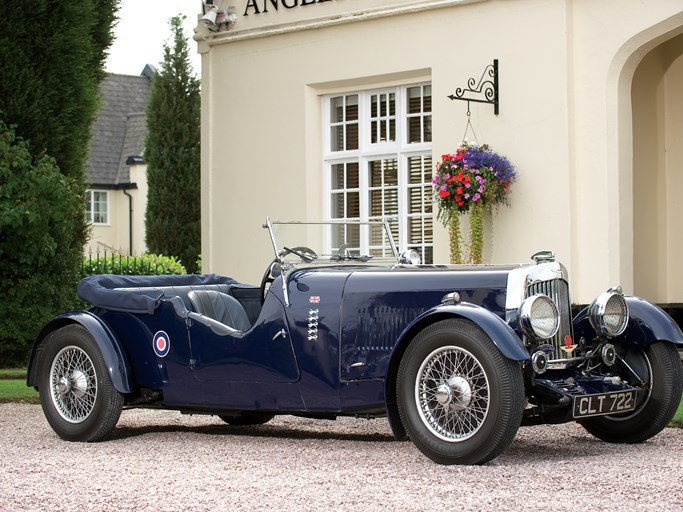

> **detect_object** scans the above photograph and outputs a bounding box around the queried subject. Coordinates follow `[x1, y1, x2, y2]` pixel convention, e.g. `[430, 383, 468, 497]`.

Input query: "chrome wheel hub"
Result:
[56, 376, 71, 395]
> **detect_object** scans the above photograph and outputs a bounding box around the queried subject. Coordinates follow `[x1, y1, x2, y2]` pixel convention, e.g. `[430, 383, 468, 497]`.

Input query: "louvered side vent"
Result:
[526, 279, 573, 364]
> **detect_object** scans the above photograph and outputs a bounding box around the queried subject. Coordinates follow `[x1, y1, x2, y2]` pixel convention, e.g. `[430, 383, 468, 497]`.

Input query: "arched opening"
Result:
[632, 33, 683, 304]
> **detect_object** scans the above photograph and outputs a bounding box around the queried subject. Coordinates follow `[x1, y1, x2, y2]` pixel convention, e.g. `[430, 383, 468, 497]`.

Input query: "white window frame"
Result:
[85, 189, 110, 225]
[323, 83, 432, 262]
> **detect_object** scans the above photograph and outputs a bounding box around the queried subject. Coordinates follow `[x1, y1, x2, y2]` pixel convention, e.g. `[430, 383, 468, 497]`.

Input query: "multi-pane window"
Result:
[324, 84, 433, 263]
[85, 190, 109, 225]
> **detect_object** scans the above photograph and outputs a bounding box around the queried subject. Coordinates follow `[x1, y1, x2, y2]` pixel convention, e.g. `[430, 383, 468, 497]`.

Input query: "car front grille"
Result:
[526, 278, 574, 364]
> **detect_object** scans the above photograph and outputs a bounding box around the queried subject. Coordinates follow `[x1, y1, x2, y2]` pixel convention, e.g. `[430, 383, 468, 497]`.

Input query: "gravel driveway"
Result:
[1, 404, 681, 511]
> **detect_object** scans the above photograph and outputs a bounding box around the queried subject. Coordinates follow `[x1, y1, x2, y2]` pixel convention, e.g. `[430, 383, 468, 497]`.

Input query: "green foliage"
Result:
[0, 0, 119, 182]
[0, 122, 84, 366]
[83, 253, 187, 276]
[0, 0, 119, 367]
[145, 15, 201, 274]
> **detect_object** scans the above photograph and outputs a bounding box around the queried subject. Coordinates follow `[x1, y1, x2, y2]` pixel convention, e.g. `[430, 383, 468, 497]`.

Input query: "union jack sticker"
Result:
[309, 296, 321, 304]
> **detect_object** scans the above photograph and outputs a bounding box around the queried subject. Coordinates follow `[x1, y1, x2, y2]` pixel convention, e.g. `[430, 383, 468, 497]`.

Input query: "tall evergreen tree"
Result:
[0, 0, 119, 366]
[0, 1, 118, 181]
[145, 16, 201, 274]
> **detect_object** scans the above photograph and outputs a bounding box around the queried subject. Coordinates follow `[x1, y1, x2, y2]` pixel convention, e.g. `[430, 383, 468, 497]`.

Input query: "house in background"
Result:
[84, 65, 154, 256]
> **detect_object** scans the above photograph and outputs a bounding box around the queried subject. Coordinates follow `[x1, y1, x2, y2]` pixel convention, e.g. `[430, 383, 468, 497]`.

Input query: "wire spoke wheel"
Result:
[580, 341, 683, 443]
[416, 346, 489, 441]
[50, 346, 98, 423]
[39, 325, 123, 442]
[397, 319, 523, 465]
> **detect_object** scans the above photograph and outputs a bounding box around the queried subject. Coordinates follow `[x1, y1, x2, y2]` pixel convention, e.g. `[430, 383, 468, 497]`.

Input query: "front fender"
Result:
[573, 296, 683, 350]
[27, 310, 134, 394]
[399, 302, 529, 361]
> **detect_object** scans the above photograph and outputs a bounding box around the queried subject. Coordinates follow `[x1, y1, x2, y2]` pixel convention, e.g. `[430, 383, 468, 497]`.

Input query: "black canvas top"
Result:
[77, 274, 238, 314]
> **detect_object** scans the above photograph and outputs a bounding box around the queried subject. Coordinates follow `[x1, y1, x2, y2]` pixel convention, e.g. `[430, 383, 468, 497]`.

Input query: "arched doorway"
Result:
[632, 33, 683, 304]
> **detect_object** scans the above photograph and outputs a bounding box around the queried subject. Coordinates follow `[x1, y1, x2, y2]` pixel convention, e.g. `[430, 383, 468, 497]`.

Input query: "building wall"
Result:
[197, 0, 683, 304]
[84, 163, 148, 256]
[632, 35, 683, 303]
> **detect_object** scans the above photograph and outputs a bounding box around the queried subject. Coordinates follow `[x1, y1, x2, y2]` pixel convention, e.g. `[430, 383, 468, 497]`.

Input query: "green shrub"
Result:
[0, 121, 84, 367]
[82, 253, 187, 276]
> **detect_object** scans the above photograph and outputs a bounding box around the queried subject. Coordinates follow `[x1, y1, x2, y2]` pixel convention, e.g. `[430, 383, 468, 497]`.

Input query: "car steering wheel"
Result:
[259, 247, 318, 304]
[281, 246, 317, 263]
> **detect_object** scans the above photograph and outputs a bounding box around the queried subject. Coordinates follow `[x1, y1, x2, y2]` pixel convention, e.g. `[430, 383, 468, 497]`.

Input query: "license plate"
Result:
[572, 390, 636, 418]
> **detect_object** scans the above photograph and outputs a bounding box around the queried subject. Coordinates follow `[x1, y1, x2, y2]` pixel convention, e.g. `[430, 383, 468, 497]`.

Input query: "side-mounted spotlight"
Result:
[201, 1, 237, 32]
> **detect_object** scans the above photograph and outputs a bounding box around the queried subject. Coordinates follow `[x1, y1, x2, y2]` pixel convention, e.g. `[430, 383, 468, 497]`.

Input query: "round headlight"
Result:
[518, 294, 560, 340]
[589, 291, 629, 338]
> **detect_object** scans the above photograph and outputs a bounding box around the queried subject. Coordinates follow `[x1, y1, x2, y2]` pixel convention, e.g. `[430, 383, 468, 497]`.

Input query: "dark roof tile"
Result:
[86, 70, 152, 187]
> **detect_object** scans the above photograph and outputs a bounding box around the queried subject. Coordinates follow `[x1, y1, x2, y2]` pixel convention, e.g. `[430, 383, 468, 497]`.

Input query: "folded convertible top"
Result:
[77, 274, 238, 314]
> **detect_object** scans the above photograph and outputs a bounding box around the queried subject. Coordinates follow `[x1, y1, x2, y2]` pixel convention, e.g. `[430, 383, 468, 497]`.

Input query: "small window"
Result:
[85, 190, 109, 225]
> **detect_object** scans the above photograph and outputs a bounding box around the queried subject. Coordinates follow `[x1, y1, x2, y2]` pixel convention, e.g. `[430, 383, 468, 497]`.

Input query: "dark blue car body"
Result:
[27, 221, 683, 465]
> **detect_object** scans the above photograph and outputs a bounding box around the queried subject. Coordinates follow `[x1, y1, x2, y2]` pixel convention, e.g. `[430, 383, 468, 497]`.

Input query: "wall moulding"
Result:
[194, 0, 487, 48]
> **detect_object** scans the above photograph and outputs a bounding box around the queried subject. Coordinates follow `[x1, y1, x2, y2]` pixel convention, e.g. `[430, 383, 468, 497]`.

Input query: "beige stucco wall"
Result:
[197, 0, 683, 304]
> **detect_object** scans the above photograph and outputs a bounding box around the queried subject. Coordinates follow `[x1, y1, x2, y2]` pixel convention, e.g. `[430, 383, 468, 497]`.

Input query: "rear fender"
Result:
[384, 302, 527, 441]
[573, 296, 683, 350]
[27, 311, 134, 394]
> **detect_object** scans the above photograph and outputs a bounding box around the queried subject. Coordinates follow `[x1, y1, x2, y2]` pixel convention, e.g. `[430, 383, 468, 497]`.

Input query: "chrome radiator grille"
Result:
[526, 279, 573, 362]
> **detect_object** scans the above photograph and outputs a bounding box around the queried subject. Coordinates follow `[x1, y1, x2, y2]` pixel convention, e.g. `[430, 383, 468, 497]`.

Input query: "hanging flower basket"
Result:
[433, 143, 516, 264]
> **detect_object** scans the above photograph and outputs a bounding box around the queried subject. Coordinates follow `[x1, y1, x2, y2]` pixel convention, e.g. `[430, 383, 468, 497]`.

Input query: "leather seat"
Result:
[187, 290, 251, 331]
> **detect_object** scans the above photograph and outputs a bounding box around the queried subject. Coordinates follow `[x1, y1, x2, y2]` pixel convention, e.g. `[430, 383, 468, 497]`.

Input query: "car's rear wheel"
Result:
[39, 324, 123, 441]
[397, 318, 524, 465]
[218, 412, 275, 426]
[580, 341, 682, 443]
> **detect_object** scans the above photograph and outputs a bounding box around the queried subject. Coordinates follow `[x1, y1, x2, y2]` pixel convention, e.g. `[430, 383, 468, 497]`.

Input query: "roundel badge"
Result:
[153, 330, 170, 358]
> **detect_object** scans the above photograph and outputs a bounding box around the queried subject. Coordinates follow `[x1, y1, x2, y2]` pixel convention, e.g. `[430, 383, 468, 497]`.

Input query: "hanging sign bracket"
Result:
[447, 59, 499, 115]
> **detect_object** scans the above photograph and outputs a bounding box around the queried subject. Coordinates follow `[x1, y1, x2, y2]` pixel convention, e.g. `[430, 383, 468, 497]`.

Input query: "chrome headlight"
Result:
[518, 294, 560, 340]
[589, 289, 629, 338]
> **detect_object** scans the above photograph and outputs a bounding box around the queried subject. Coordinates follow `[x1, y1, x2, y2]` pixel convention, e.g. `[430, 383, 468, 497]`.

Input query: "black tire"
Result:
[580, 341, 683, 443]
[38, 324, 124, 442]
[219, 413, 275, 426]
[396, 318, 524, 465]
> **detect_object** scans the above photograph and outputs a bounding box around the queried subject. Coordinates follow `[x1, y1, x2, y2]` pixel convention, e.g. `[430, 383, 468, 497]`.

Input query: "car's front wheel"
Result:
[38, 324, 124, 442]
[397, 318, 524, 465]
[580, 341, 682, 443]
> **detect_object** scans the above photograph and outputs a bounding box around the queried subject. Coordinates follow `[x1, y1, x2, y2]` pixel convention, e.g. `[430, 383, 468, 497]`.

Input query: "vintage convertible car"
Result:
[27, 219, 683, 465]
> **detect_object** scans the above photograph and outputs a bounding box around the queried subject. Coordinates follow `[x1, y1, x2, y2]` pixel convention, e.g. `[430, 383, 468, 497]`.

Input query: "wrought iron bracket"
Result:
[448, 59, 499, 115]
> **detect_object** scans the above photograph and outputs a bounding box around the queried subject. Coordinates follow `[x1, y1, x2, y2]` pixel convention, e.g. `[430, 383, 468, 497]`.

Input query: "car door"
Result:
[187, 292, 303, 409]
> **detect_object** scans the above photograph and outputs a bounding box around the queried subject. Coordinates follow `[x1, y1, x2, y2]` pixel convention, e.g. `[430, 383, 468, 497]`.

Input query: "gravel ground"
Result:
[1, 404, 682, 511]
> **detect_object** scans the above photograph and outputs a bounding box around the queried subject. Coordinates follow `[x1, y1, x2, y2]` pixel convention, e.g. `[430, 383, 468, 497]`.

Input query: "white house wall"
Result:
[197, 0, 683, 304]
[84, 163, 148, 257]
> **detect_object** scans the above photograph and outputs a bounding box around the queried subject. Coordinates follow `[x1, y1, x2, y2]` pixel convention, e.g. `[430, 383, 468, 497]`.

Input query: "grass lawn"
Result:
[0, 379, 39, 404]
[0, 369, 39, 403]
[673, 398, 683, 427]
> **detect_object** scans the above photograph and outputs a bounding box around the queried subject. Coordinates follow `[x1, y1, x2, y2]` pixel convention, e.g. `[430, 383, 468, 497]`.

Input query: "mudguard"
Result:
[398, 301, 529, 362]
[573, 296, 683, 350]
[27, 310, 134, 394]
